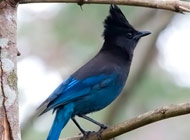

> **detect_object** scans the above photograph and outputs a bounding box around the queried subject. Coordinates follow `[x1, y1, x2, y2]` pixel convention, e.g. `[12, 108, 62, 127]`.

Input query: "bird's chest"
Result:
[73, 74, 126, 115]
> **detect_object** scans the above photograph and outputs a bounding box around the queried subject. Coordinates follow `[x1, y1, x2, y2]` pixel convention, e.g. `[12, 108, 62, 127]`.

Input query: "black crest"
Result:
[103, 4, 134, 39]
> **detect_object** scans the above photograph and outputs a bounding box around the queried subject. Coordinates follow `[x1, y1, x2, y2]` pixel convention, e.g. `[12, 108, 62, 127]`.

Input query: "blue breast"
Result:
[73, 75, 125, 115]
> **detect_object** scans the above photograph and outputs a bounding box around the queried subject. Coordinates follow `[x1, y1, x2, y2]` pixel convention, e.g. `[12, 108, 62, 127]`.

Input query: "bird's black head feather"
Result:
[102, 4, 150, 59]
[103, 4, 135, 39]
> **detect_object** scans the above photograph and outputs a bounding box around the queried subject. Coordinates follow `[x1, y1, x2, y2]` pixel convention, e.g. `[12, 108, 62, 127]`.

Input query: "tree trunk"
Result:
[0, 2, 20, 140]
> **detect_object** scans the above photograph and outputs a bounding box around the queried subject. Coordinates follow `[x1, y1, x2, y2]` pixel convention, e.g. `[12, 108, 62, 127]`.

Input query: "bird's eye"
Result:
[126, 32, 133, 39]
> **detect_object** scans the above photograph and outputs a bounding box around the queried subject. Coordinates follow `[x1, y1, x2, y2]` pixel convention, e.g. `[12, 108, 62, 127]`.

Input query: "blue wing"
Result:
[37, 74, 117, 115]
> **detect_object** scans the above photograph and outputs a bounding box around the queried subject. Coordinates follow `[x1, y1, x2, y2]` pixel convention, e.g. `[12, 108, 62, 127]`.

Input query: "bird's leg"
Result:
[72, 117, 86, 134]
[79, 115, 108, 139]
[72, 117, 95, 140]
[79, 115, 108, 130]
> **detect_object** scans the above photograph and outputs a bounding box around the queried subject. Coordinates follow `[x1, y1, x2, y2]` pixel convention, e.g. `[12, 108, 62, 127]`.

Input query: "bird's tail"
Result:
[47, 103, 74, 140]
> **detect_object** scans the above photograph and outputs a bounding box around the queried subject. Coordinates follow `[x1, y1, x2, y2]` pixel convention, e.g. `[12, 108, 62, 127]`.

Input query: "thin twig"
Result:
[18, 0, 190, 13]
[61, 102, 190, 140]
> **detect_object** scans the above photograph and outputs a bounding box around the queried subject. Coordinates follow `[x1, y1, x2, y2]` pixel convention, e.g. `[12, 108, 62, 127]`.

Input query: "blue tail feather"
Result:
[47, 103, 74, 140]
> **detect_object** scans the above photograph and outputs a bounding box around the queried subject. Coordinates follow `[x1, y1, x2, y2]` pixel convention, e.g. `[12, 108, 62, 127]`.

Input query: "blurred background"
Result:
[17, 4, 190, 140]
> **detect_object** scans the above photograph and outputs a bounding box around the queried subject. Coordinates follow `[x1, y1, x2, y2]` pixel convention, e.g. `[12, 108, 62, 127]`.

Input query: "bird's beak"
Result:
[135, 31, 151, 39]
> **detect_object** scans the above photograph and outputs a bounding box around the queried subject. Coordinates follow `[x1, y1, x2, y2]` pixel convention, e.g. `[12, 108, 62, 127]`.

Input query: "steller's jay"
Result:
[37, 4, 150, 140]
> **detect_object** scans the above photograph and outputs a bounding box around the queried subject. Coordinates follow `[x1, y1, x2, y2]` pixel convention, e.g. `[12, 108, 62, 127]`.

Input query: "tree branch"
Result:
[18, 0, 190, 13]
[61, 102, 190, 140]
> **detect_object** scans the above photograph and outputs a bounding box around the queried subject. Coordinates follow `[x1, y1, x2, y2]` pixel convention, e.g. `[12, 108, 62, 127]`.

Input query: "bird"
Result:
[37, 4, 151, 140]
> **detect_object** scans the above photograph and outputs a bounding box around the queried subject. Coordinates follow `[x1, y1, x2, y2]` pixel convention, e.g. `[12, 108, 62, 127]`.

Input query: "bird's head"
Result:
[103, 4, 151, 56]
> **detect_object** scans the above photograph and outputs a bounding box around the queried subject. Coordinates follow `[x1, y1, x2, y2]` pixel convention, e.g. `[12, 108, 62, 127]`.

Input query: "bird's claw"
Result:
[98, 125, 115, 140]
[102, 124, 108, 129]
[92, 124, 108, 140]
[95, 130, 103, 140]
[80, 128, 107, 140]
[98, 124, 108, 133]
[80, 131, 95, 140]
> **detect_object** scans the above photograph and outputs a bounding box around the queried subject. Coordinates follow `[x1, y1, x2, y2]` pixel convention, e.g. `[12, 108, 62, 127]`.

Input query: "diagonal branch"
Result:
[18, 0, 190, 13]
[61, 102, 190, 140]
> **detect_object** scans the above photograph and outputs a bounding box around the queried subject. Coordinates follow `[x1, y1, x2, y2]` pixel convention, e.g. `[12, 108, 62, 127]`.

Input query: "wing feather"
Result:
[37, 74, 116, 115]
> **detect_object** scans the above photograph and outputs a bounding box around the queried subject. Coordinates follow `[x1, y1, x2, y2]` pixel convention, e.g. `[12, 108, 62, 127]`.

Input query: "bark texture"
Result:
[0, 2, 20, 140]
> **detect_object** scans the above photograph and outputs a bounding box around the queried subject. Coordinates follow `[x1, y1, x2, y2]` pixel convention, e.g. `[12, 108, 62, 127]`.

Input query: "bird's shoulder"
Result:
[73, 51, 125, 80]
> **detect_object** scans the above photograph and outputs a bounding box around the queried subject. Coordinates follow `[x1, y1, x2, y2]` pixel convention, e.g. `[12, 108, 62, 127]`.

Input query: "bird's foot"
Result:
[92, 124, 108, 140]
[98, 124, 108, 133]
[80, 131, 96, 140]
[80, 125, 108, 140]
[97, 125, 115, 140]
